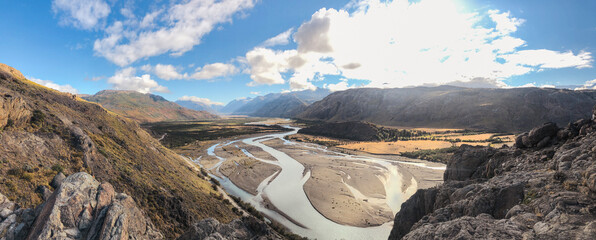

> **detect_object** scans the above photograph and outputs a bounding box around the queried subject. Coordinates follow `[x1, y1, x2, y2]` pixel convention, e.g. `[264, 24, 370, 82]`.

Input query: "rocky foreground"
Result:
[389, 106, 596, 239]
[0, 172, 281, 240]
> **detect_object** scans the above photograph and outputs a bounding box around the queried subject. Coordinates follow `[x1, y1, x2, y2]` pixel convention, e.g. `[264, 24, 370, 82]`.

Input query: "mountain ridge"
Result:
[298, 86, 596, 132]
[83, 90, 218, 123]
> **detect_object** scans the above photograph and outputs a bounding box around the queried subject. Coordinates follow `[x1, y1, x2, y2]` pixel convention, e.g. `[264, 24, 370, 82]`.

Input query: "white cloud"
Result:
[52, 0, 111, 30]
[324, 79, 356, 92]
[191, 63, 238, 80]
[152, 64, 187, 80]
[245, 48, 296, 85]
[28, 77, 79, 94]
[141, 63, 237, 80]
[250, 91, 260, 95]
[93, 0, 256, 66]
[488, 10, 525, 35]
[261, 28, 294, 47]
[503, 50, 592, 69]
[243, 0, 593, 90]
[107, 67, 168, 94]
[576, 79, 596, 90]
[178, 96, 224, 106]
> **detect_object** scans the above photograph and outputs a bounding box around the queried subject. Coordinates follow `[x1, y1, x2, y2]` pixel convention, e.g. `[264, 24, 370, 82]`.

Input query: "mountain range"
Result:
[175, 99, 223, 114]
[82, 90, 218, 123]
[221, 88, 330, 117]
[298, 86, 596, 132]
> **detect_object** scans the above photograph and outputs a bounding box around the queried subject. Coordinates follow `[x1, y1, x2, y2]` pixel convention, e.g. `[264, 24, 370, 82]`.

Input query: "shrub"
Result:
[210, 178, 220, 186]
[30, 110, 45, 127]
[7, 168, 24, 177]
[51, 164, 64, 173]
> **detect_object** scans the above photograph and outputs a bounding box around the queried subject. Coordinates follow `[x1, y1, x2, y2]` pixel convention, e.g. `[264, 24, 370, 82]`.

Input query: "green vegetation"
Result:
[51, 164, 64, 173]
[142, 119, 290, 148]
[229, 195, 264, 220]
[399, 147, 459, 163]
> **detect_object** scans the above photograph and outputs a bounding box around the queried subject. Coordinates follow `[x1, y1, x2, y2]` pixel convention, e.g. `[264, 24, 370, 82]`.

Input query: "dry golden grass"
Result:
[444, 133, 495, 141]
[338, 140, 453, 154]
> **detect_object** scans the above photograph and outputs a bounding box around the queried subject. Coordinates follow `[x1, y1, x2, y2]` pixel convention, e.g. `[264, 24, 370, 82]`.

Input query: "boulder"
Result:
[443, 145, 495, 181]
[26, 172, 163, 240]
[50, 172, 65, 189]
[515, 122, 559, 148]
[34, 186, 52, 201]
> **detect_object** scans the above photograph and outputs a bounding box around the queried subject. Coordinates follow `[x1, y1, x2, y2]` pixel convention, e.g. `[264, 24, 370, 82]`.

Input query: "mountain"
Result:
[298, 86, 596, 132]
[389, 109, 596, 239]
[228, 88, 330, 117]
[175, 100, 222, 114]
[219, 98, 252, 114]
[83, 90, 218, 123]
[0, 63, 235, 238]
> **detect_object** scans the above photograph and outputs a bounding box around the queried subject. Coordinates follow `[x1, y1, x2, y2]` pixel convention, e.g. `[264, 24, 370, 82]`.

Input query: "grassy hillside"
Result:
[0, 63, 235, 238]
[83, 90, 218, 123]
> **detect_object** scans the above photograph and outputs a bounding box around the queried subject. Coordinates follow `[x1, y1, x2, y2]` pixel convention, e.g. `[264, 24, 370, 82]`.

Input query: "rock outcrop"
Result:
[389, 106, 596, 239]
[0, 172, 163, 240]
[177, 216, 282, 240]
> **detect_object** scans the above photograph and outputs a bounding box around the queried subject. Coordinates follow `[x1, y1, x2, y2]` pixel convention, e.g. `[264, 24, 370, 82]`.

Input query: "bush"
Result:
[7, 168, 24, 177]
[210, 178, 220, 186]
[30, 110, 45, 127]
[5, 119, 14, 128]
[51, 164, 64, 173]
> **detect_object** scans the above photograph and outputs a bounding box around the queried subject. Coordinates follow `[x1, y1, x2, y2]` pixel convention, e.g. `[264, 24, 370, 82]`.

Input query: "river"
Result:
[200, 126, 445, 240]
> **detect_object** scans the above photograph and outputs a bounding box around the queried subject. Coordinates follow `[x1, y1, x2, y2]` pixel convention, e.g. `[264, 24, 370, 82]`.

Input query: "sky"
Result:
[1, 0, 596, 106]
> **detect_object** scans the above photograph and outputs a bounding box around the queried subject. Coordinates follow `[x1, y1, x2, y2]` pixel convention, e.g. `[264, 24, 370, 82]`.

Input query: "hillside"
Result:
[225, 88, 330, 117]
[83, 90, 218, 123]
[298, 121, 422, 141]
[389, 109, 596, 239]
[0, 63, 235, 238]
[298, 86, 596, 132]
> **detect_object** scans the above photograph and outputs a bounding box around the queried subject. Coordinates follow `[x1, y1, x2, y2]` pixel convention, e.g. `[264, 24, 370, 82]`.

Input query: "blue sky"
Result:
[1, 0, 595, 106]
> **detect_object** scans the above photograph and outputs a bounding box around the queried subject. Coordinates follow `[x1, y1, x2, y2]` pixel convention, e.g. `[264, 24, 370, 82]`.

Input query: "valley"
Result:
[157, 119, 445, 239]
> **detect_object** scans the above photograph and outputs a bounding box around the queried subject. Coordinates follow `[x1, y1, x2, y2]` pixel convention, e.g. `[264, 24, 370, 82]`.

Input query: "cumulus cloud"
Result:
[576, 79, 596, 90]
[52, 0, 111, 30]
[143, 64, 187, 80]
[261, 28, 294, 47]
[141, 63, 237, 80]
[107, 67, 168, 93]
[324, 79, 356, 92]
[177, 96, 224, 106]
[28, 77, 79, 94]
[190, 63, 238, 80]
[93, 0, 256, 66]
[244, 0, 593, 90]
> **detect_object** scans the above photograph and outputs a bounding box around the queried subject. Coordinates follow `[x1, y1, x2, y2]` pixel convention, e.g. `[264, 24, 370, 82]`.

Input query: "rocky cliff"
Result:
[298, 86, 596, 132]
[388, 106, 596, 239]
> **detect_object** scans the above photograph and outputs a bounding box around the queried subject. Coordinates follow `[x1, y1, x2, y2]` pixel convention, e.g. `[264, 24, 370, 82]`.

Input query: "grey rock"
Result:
[50, 172, 65, 189]
[26, 172, 163, 240]
[34, 186, 52, 201]
[390, 111, 596, 240]
[443, 145, 495, 181]
[177, 216, 282, 240]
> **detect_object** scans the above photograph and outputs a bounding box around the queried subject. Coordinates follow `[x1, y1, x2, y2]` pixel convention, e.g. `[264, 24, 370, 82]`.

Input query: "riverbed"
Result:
[197, 126, 445, 239]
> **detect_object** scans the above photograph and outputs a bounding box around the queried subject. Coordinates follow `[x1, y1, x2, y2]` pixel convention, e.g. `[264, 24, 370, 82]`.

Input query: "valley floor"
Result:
[171, 122, 445, 239]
